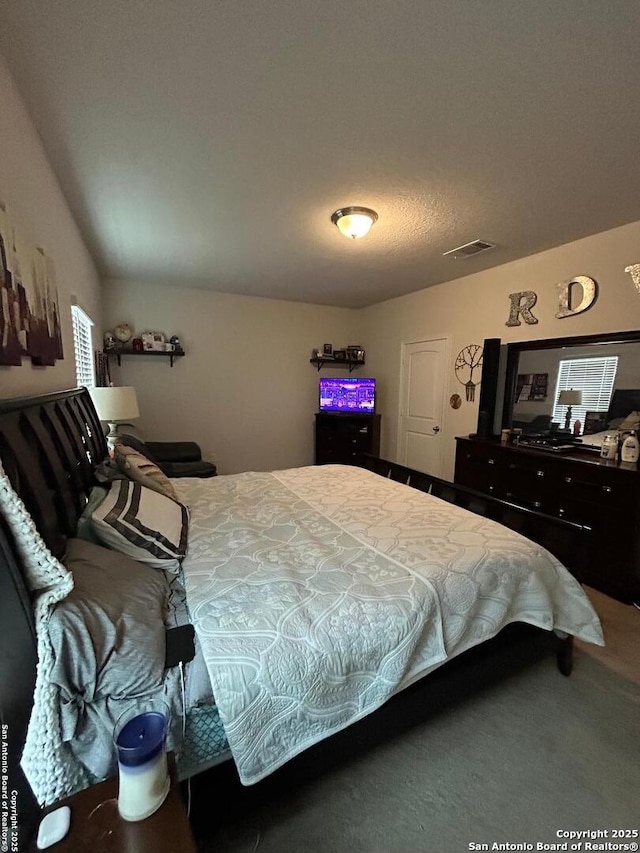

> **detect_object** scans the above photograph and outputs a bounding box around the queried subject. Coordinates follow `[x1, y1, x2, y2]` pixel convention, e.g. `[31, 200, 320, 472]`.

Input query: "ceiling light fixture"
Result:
[331, 206, 378, 239]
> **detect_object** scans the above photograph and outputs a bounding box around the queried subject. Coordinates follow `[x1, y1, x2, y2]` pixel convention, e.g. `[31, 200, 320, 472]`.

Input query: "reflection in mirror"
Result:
[496, 331, 640, 448]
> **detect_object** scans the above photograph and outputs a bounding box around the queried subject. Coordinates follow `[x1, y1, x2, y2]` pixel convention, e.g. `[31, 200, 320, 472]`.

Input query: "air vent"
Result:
[443, 239, 495, 260]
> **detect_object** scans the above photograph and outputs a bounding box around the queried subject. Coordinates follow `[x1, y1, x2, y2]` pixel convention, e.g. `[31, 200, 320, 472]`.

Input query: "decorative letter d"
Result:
[556, 276, 598, 318]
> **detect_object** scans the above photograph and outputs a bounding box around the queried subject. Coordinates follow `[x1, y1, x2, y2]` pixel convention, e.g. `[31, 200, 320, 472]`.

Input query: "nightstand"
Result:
[30, 756, 196, 852]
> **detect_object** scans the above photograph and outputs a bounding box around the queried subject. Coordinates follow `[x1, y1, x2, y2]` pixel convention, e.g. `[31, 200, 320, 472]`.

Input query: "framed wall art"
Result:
[0, 200, 63, 367]
[516, 372, 548, 402]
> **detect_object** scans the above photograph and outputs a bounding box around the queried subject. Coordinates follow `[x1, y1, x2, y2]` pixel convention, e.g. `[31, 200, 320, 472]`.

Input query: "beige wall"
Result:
[0, 54, 102, 398]
[103, 280, 359, 473]
[361, 221, 640, 480]
[104, 222, 640, 478]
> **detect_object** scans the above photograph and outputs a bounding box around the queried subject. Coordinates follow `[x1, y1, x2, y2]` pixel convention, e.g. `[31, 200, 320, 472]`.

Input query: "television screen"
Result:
[319, 377, 376, 413]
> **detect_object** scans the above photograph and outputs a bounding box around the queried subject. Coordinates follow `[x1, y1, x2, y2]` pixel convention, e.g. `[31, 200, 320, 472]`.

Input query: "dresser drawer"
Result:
[316, 445, 365, 465]
[315, 414, 381, 466]
[317, 430, 371, 451]
[454, 436, 640, 601]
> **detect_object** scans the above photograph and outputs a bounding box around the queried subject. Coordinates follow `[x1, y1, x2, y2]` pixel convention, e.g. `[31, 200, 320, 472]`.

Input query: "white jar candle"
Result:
[114, 709, 170, 822]
[600, 432, 619, 460]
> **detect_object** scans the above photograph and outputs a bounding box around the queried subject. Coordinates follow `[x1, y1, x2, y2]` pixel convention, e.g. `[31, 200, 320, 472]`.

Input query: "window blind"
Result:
[552, 356, 618, 427]
[71, 304, 95, 388]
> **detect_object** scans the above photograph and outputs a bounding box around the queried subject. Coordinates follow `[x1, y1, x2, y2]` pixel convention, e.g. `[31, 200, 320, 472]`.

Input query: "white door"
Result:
[397, 337, 449, 477]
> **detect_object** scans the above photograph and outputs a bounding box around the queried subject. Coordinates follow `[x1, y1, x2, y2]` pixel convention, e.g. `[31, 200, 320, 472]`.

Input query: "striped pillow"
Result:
[91, 479, 188, 573]
[114, 443, 178, 501]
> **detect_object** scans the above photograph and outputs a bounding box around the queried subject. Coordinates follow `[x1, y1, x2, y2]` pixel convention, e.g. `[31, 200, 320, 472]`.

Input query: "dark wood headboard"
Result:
[0, 387, 106, 849]
[608, 388, 640, 423]
[0, 387, 106, 557]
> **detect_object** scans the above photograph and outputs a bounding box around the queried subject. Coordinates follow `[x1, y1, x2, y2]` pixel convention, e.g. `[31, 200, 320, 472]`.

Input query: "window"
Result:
[71, 303, 95, 388]
[552, 356, 618, 428]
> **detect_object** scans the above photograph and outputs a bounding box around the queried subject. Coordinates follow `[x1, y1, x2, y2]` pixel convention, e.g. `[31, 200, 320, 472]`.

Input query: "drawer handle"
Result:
[602, 485, 612, 493]
[533, 501, 542, 509]
[487, 459, 495, 465]
[536, 470, 545, 477]
[564, 476, 572, 484]
[488, 485, 495, 492]
[558, 508, 565, 517]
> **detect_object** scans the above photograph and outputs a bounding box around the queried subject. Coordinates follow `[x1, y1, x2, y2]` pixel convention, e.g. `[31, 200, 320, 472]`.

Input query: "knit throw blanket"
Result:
[0, 462, 88, 805]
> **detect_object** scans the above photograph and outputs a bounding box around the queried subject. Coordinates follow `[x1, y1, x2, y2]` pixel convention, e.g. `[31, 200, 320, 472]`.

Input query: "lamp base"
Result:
[564, 406, 572, 432]
[106, 422, 120, 453]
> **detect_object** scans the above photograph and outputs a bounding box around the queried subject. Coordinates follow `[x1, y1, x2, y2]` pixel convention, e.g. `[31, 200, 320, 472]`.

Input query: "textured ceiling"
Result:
[2, 0, 640, 308]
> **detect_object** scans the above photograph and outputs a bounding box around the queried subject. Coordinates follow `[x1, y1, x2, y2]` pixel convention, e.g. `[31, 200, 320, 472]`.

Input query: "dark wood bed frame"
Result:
[0, 388, 106, 848]
[0, 388, 584, 849]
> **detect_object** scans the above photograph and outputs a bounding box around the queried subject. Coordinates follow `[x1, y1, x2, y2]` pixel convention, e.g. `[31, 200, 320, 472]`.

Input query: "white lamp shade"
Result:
[331, 207, 378, 239]
[90, 386, 140, 422]
[557, 389, 582, 406]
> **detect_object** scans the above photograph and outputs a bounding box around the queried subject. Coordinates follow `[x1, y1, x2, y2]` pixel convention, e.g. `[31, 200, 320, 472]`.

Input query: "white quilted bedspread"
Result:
[176, 465, 603, 785]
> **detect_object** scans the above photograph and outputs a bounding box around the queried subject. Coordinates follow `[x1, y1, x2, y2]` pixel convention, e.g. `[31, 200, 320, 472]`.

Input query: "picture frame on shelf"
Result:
[142, 331, 166, 351]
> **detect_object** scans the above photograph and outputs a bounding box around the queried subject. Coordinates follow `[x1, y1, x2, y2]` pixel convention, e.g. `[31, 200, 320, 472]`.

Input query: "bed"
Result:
[0, 388, 603, 848]
[580, 388, 640, 450]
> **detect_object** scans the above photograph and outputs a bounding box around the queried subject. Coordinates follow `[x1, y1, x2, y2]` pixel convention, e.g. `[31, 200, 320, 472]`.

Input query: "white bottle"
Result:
[621, 430, 639, 463]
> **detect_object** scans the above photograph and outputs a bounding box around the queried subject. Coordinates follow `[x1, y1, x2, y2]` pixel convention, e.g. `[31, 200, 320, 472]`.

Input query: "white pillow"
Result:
[91, 479, 188, 573]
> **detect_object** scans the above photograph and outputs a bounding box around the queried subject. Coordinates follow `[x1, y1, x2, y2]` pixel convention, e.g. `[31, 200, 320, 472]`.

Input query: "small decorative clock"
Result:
[114, 323, 133, 344]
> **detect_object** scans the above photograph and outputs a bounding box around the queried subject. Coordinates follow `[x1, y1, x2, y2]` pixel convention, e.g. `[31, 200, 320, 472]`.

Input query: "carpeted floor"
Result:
[188, 588, 640, 853]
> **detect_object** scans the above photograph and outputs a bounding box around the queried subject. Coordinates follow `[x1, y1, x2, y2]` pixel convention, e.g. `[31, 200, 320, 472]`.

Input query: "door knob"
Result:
[433, 425, 440, 433]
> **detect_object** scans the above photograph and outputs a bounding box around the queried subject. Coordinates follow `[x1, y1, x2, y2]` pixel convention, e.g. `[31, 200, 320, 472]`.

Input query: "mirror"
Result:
[500, 330, 640, 442]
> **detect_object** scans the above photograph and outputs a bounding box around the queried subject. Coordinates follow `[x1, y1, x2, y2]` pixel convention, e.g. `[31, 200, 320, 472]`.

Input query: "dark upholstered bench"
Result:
[119, 433, 217, 479]
[145, 441, 217, 478]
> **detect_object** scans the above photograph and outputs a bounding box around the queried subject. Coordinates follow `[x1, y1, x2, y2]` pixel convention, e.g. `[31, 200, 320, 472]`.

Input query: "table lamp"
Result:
[89, 386, 140, 450]
[557, 389, 582, 431]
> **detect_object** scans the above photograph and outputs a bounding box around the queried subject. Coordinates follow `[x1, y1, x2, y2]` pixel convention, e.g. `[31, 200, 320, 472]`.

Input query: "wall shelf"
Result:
[104, 348, 185, 367]
[310, 357, 365, 373]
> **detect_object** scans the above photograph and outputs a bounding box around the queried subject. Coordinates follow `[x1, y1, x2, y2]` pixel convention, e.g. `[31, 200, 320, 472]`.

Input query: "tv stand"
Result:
[315, 413, 381, 466]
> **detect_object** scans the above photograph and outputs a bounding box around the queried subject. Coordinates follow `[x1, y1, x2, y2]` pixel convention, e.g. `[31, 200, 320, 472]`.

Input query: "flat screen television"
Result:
[319, 377, 376, 413]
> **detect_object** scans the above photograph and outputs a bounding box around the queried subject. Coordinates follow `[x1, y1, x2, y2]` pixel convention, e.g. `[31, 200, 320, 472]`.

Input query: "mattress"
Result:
[165, 570, 232, 777]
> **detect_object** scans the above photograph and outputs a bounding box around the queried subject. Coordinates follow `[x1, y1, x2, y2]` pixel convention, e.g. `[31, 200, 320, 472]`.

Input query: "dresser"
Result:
[315, 413, 381, 466]
[454, 436, 640, 603]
